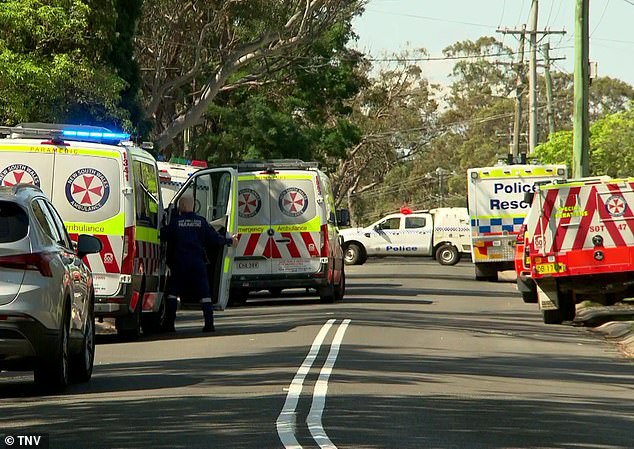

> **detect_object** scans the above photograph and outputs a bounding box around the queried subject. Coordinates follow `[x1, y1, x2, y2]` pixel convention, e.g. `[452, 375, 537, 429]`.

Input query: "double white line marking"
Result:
[276, 319, 351, 449]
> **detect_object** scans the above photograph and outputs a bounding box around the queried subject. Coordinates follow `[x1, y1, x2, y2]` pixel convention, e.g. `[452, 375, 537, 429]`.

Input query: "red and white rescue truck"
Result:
[525, 175, 634, 324]
[467, 164, 567, 281]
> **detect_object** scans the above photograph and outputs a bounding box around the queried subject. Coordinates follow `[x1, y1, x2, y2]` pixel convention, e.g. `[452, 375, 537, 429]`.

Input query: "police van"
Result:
[0, 124, 165, 337]
[228, 160, 346, 303]
[467, 164, 567, 281]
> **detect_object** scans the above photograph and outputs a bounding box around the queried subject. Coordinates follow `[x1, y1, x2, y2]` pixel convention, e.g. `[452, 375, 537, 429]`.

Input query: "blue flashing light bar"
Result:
[62, 129, 130, 141]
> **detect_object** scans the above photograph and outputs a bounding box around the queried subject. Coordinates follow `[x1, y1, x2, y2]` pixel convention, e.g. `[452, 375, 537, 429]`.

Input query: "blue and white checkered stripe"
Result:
[471, 217, 525, 234]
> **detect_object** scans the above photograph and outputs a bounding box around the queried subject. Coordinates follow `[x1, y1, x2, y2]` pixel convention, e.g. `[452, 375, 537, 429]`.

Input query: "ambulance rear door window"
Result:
[133, 160, 159, 228]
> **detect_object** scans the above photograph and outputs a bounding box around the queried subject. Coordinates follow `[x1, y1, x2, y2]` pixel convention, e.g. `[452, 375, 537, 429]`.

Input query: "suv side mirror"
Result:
[524, 191, 535, 205]
[336, 208, 350, 227]
[77, 234, 103, 258]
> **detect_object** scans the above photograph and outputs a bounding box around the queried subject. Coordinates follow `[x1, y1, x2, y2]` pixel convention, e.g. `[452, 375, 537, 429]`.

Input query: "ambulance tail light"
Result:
[121, 227, 136, 275]
[320, 224, 329, 257]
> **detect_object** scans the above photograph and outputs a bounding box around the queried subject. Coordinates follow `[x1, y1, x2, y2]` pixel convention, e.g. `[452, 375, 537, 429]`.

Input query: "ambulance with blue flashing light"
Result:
[467, 164, 567, 282]
[157, 158, 206, 206]
[0, 123, 166, 337]
[524, 175, 634, 324]
[339, 207, 471, 266]
[229, 160, 346, 304]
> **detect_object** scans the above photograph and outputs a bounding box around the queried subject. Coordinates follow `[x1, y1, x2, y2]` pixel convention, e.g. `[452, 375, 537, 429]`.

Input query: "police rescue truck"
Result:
[467, 164, 567, 281]
[339, 207, 471, 266]
[229, 160, 346, 304]
[525, 176, 634, 324]
[0, 124, 165, 337]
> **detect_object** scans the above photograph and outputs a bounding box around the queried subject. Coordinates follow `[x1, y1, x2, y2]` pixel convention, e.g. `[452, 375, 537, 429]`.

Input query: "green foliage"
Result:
[0, 0, 129, 128]
[535, 106, 634, 177]
[189, 21, 365, 167]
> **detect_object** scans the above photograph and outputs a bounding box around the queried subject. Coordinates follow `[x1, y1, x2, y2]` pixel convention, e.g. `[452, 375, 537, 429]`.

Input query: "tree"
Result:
[535, 105, 634, 177]
[0, 0, 130, 127]
[135, 0, 364, 151]
[186, 21, 366, 166]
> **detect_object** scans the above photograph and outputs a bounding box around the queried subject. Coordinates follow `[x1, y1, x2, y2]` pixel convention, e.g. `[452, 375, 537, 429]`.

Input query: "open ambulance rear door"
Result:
[169, 167, 238, 310]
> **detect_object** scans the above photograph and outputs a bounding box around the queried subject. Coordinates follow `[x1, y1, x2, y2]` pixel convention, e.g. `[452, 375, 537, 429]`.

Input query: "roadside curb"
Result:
[575, 307, 634, 358]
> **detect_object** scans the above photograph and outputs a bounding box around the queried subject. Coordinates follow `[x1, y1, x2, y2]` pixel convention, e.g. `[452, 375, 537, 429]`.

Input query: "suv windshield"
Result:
[0, 201, 28, 243]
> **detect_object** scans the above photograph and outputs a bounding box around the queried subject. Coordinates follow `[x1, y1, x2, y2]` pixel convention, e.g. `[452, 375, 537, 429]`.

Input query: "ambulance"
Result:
[0, 124, 165, 337]
[229, 160, 346, 303]
[157, 159, 205, 206]
[525, 176, 634, 324]
[467, 164, 567, 281]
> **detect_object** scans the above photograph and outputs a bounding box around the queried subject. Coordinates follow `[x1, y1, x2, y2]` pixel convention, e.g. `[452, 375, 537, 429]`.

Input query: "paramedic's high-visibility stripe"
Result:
[238, 174, 314, 181]
[65, 213, 125, 236]
[474, 166, 562, 178]
[237, 215, 322, 233]
[0, 145, 120, 159]
[136, 226, 159, 244]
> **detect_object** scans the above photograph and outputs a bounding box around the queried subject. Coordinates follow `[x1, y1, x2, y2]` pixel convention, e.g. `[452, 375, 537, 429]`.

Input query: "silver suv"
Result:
[0, 185, 102, 391]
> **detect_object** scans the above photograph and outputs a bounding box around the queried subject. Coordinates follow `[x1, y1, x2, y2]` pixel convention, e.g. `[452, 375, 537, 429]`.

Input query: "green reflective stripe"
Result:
[237, 215, 321, 233]
[0, 144, 121, 159]
[224, 256, 230, 273]
[477, 167, 562, 178]
[238, 174, 313, 181]
[136, 226, 159, 243]
[65, 213, 125, 236]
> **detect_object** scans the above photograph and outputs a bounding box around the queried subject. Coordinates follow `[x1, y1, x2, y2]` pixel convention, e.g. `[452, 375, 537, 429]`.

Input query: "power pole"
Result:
[542, 42, 556, 136]
[528, 0, 538, 155]
[573, 0, 590, 178]
[512, 26, 527, 161]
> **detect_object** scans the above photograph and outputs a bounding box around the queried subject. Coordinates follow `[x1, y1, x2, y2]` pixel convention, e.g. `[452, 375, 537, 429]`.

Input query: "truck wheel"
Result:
[559, 290, 576, 321]
[344, 243, 364, 265]
[475, 263, 498, 281]
[436, 244, 460, 266]
[521, 291, 538, 304]
[542, 308, 564, 325]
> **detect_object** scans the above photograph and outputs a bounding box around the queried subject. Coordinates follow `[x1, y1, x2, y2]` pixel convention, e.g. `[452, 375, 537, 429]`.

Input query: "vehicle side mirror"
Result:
[77, 234, 103, 258]
[524, 191, 535, 205]
[336, 208, 350, 227]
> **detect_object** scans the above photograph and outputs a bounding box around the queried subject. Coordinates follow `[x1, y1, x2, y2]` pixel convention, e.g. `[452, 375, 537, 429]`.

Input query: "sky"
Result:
[352, 0, 634, 87]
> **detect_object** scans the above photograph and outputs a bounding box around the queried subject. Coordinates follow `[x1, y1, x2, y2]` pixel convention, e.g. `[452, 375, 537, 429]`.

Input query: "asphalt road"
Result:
[1, 258, 633, 449]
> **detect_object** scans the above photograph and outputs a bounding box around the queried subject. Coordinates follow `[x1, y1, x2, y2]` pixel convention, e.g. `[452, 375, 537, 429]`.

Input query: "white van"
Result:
[230, 160, 346, 303]
[157, 159, 205, 207]
[0, 124, 165, 337]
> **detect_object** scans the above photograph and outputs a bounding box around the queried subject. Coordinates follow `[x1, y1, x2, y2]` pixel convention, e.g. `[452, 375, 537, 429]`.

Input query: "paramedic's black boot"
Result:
[202, 301, 215, 332]
[164, 296, 178, 333]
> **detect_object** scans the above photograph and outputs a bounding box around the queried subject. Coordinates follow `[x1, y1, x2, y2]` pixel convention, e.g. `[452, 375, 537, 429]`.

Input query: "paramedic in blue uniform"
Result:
[161, 193, 234, 332]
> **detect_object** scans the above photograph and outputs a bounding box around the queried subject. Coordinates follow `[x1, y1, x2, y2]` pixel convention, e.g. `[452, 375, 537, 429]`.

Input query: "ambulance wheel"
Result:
[116, 297, 142, 340]
[141, 298, 166, 334]
[436, 244, 460, 266]
[229, 289, 248, 307]
[542, 308, 564, 325]
[269, 288, 283, 296]
[344, 243, 365, 265]
[334, 269, 345, 302]
[319, 283, 336, 303]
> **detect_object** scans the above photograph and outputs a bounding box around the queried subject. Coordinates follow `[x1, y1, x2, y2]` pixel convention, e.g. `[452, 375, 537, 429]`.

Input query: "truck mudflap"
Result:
[536, 278, 558, 310]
